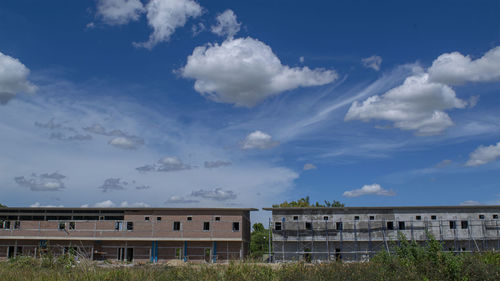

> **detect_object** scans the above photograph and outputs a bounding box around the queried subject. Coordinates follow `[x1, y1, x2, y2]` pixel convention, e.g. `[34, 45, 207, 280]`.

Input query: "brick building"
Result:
[0, 207, 255, 263]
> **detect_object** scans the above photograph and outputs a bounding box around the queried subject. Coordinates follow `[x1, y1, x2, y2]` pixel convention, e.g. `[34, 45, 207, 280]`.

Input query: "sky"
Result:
[1, 0, 500, 222]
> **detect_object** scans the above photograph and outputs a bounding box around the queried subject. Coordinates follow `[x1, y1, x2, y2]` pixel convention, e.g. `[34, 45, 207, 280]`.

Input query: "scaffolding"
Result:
[268, 218, 500, 262]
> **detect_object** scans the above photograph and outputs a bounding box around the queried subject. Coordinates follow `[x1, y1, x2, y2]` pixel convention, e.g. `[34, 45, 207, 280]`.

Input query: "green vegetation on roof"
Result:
[272, 196, 344, 208]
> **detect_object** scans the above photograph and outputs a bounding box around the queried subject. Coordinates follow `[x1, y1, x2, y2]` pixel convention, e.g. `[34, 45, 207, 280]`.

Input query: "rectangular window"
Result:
[187, 216, 192, 221]
[127, 222, 134, 231]
[449, 221, 456, 229]
[145, 216, 150, 221]
[157, 217, 162, 221]
[275, 222, 282, 231]
[387, 221, 394, 230]
[416, 216, 421, 220]
[293, 216, 298, 221]
[69, 222, 75, 230]
[336, 222, 343, 230]
[4, 221, 10, 229]
[59, 222, 66, 230]
[232, 222, 240, 232]
[493, 214, 499, 219]
[399, 221, 405, 230]
[461, 221, 468, 229]
[14, 221, 20, 229]
[323, 216, 329, 221]
[215, 216, 221, 221]
[369, 216, 375, 220]
[305, 222, 312, 230]
[354, 216, 360, 220]
[173, 221, 181, 231]
[479, 215, 485, 220]
[203, 222, 210, 231]
[115, 221, 123, 231]
[431, 215, 437, 220]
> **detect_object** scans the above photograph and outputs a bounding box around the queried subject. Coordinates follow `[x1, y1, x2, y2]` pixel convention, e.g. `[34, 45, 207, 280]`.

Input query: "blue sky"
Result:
[1, 0, 500, 219]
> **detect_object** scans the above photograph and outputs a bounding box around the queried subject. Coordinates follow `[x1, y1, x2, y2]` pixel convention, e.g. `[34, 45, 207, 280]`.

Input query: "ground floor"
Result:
[272, 239, 500, 262]
[0, 239, 247, 263]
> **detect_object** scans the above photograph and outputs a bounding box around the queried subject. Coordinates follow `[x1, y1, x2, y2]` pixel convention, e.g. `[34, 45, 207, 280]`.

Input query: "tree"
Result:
[0, 203, 6, 208]
[272, 197, 344, 208]
[249, 223, 270, 260]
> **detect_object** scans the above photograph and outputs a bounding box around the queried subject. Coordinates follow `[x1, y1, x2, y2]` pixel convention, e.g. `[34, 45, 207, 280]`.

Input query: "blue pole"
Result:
[184, 241, 188, 262]
[213, 241, 217, 263]
[151, 241, 154, 263]
[155, 241, 158, 263]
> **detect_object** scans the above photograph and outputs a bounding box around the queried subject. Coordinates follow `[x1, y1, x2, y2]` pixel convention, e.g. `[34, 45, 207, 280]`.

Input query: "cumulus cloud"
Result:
[14, 172, 66, 191]
[241, 130, 279, 150]
[181, 37, 337, 107]
[96, 0, 144, 25]
[108, 136, 144, 149]
[165, 195, 200, 204]
[134, 0, 203, 49]
[93, 200, 116, 207]
[136, 156, 191, 172]
[0, 51, 37, 104]
[428, 46, 500, 85]
[98, 178, 128, 192]
[204, 160, 232, 168]
[303, 163, 317, 170]
[191, 22, 205, 36]
[120, 201, 150, 207]
[30, 202, 64, 207]
[191, 187, 237, 201]
[362, 55, 382, 71]
[211, 9, 241, 38]
[460, 200, 481, 206]
[465, 141, 500, 166]
[342, 183, 395, 197]
[83, 123, 144, 149]
[345, 73, 467, 135]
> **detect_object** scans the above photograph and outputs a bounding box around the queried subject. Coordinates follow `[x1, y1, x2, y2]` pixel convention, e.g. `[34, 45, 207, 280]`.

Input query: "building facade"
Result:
[0, 207, 255, 263]
[264, 206, 500, 262]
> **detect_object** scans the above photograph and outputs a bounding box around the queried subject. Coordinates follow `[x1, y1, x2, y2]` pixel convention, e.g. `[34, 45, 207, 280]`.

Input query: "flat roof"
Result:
[0, 207, 258, 211]
[263, 205, 500, 211]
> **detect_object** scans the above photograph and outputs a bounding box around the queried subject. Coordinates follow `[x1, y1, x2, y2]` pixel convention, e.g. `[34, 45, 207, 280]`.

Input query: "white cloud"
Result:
[136, 156, 191, 172]
[428, 46, 500, 85]
[242, 130, 278, 150]
[165, 195, 199, 204]
[460, 200, 481, 206]
[465, 141, 500, 166]
[96, 0, 144, 25]
[134, 0, 203, 49]
[362, 55, 382, 71]
[108, 136, 144, 149]
[345, 73, 467, 135]
[191, 187, 237, 201]
[98, 178, 128, 192]
[343, 183, 395, 197]
[181, 37, 337, 107]
[14, 172, 66, 191]
[120, 201, 150, 207]
[30, 202, 64, 207]
[0, 51, 36, 104]
[93, 200, 116, 207]
[303, 163, 317, 170]
[299, 56, 304, 63]
[211, 9, 241, 38]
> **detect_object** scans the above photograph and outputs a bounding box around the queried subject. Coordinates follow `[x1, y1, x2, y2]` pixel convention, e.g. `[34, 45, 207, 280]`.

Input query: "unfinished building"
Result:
[0, 207, 255, 263]
[264, 206, 500, 262]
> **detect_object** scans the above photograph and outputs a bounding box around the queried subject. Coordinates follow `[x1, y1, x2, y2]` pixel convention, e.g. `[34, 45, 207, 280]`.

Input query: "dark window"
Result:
[4, 221, 11, 229]
[399, 221, 405, 230]
[336, 222, 343, 230]
[14, 221, 20, 229]
[215, 217, 221, 221]
[145, 217, 150, 221]
[275, 222, 282, 231]
[354, 216, 360, 220]
[461, 221, 468, 229]
[203, 222, 210, 231]
[59, 222, 66, 230]
[187, 216, 192, 221]
[232, 222, 240, 231]
[479, 215, 485, 220]
[431, 215, 437, 220]
[173, 221, 181, 231]
[114, 221, 122, 231]
[416, 216, 421, 220]
[369, 216, 374, 220]
[449, 221, 456, 229]
[293, 216, 298, 221]
[157, 217, 162, 221]
[305, 222, 312, 230]
[494, 215, 499, 219]
[127, 222, 134, 231]
[69, 222, 75, 230]
[387, 221, 394, 230]
[323, 216, 329, 221]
